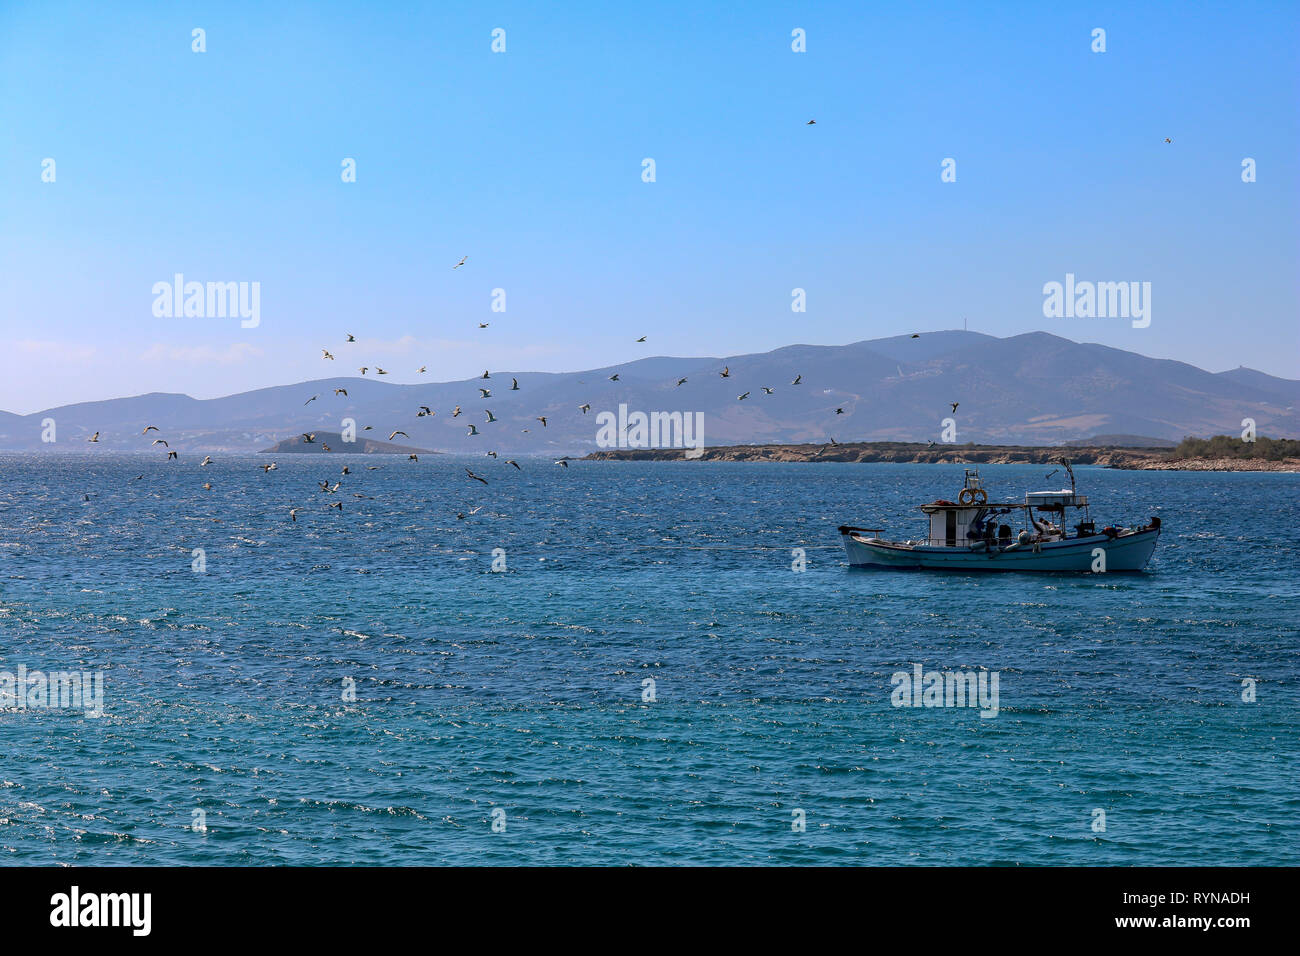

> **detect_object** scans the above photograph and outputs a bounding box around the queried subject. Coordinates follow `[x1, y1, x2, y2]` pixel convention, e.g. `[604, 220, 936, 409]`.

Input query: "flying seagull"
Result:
[466, 424, 479, 436]
[322, 349, 334, 360]
[200, 456, 212, 467]
[418, 366, 426, 373]
[302, 433, 316, 443]
[806, 119, 816, 125]
[479, 322, 489, 329]
[609, 373, 619, 382]
[289, 508, 299, 522]
[835, 408, 845, 415]
[485, 410, 498, 423]
[346, 333, 356, 342]
[478, 388, 491, 398]
[511, 378, 519, 390]
[359, 367, 368, 375]
[579, 403, 590, 414]
[167, 451, 178, 460]
[262, 463, 278, 472]
[152, 439, 168, 447]
[761, 387, 774, 395]
[505, 459, 521, 470]
[950, 402, 959, 413]
[482, 370, 491, 379]
[453, 256, 467, 269]
[636, 336, 646, 343]
[555, 459, 568, 468]
[536, 416, 548, 427]
[334, 388, 348, 396]
[388, 430, 408, 440]
[675, 377, 687, 387]
[304, 395, 318, 405]
[142, 425, 159, 434]
[466, 468, 488, 485]
[88, 432, 100, 442]
[417, 406, 433, 417]
[720, 366, 730, 378]
[737, 392, 750, 401]
[376, 367, 387, 375]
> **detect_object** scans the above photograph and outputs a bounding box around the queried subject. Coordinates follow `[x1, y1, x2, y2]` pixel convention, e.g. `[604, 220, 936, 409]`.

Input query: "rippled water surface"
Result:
[1, 455, 1296, 865]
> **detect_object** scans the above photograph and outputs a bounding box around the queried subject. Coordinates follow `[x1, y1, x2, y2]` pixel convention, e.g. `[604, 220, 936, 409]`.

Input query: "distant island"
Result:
[2, 331, 1296, 455]
[582, 436, 1300, 472]
[260, 431, 437, 455]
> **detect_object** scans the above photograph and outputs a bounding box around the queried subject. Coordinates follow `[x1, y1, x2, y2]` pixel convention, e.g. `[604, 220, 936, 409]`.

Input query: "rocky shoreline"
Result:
[580, 443, 1300, 472]
[1120, 456, 1300, 472]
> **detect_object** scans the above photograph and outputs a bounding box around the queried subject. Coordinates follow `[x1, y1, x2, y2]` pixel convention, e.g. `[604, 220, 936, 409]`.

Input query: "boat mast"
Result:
[1059, 457, 1076, 495]
[1056, 456, 1090, 528]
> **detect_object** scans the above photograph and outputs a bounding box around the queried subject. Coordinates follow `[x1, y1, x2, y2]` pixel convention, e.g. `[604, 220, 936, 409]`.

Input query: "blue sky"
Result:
[1, 0, 1296, 413]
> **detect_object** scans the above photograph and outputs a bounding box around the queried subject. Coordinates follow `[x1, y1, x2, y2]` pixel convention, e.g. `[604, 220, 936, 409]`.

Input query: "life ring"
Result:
[958, 488, 987, 505]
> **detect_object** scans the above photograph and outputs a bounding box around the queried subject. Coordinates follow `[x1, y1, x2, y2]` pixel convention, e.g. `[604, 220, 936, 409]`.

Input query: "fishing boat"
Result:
[838, 463, 1160, 572]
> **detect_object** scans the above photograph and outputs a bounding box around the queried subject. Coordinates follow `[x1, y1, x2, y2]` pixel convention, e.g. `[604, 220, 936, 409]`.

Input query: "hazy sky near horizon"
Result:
[1, 0, 1297, 414]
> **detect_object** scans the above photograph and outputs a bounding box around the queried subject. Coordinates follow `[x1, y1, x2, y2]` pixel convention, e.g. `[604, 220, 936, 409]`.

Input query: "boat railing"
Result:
[916, 534, 1055, 548]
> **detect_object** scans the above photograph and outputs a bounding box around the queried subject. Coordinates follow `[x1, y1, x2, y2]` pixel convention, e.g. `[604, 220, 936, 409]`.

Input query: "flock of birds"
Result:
[84, 253, 968, 520]
[74, 119, 1183, 517]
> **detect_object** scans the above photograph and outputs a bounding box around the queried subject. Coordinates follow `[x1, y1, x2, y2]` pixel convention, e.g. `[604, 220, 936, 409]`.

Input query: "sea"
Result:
[0, 455, 1296, 865]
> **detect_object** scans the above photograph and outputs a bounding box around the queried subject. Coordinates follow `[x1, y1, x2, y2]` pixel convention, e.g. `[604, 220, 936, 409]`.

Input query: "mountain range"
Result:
[3, 331, 1296, 455]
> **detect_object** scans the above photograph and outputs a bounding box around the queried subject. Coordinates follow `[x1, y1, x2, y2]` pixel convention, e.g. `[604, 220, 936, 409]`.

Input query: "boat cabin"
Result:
[917, 469, 1093, 548]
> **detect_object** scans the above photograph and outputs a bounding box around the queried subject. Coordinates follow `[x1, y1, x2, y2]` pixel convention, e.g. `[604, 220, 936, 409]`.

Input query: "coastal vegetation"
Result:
[1171, 435, 1300, 461]
[583, 437, 1300, 471]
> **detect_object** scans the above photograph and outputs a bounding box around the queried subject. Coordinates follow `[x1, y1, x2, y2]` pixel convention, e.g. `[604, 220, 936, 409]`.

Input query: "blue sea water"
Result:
[0, 455, 1296, 866]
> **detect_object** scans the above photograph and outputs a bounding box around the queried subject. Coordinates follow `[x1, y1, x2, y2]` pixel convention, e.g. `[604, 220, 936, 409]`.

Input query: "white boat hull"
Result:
[840, 527, 1160, 572]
